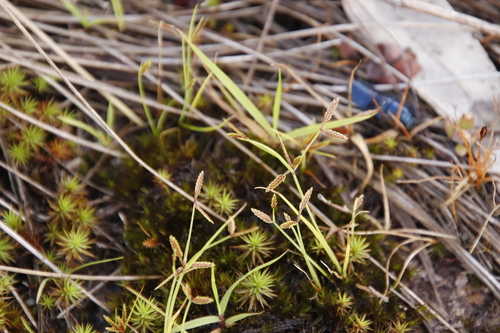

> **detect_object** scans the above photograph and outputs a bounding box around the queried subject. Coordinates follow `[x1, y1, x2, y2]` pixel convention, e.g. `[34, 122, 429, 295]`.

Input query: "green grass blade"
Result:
[210, 266, 221, 314]
[240, 137, 294, 173]
[286, 110, 377, 139]
[171, 316, 220, 332]
[21, 318, 36, 333]
[36, 278, 51, 304]
[181, 120, 227, 132]
[68, 257, 123, 274]
[179, 73, 226, 132]
[106, 101, 115, 129]
[58, 115, 107, 144]
[178, 30, 273, 138]
[60, 0, 89, 27]
[138, 60, 158, 136]
[111, 0, 125, 31]
[225, 312, 263, 326]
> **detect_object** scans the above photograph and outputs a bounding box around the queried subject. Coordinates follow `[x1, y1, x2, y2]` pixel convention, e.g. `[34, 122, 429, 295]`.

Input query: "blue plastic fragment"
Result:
[350, 81, 416, 128]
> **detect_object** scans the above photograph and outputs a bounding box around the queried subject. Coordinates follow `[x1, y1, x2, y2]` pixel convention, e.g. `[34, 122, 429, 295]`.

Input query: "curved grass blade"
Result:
[178, 30, 273, 140]
[171, 316, 220, 332]
[286, 110, 376, 139]
[225, 312, 263, 326]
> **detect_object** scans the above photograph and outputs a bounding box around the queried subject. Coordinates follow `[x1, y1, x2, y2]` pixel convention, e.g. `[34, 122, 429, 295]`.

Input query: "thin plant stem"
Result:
[181, 300, 192, 332]
[183, 203, 196, 264]
[291, 223, 322, 289]
[138, 61, 158, 136]
[274, 221, 327, 276]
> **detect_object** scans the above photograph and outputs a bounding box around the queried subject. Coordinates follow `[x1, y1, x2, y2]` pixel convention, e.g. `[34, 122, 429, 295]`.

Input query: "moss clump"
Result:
[0, 64, 423, 332]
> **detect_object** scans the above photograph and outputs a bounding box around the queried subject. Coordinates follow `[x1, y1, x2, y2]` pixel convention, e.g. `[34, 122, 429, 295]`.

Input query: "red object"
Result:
[174, 0, 198, 8]
[366, 43, 421, 84]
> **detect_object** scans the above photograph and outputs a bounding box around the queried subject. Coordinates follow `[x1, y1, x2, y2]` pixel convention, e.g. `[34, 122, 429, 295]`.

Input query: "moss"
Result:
[0, 64, 424, 332]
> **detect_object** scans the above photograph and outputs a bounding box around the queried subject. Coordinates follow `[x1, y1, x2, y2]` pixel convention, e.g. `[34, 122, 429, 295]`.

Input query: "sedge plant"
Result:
[175, 15, 381, 296]
[139, 171, 286, 333]
[244, 99, 371, 289]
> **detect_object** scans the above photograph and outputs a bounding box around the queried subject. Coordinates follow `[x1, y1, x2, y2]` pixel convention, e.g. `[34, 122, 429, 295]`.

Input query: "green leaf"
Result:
[240, 137, 294, 173]
[181, 119, 227, 132]
[111, 0, 125, 31]
[286, 110, 377, 139]
[21, 317, 36, 333]
[211, 266, 221, 314]
[60, 0, 89, 27]
[179, 73, 226, 133]
[138, 60, 158, 136]
[225, 312, 263, 326]
[36, 278, 51, 304]
[68, 257, 123, 274]
[58, 115, 109, 145]
[179, 31, 273, 138]
[171, 315, 220, 332]
[106, 102, 115, 129]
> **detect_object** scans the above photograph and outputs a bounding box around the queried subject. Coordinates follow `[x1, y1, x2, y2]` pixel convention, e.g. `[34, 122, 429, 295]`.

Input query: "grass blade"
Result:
[178, 30, 273, 140]
[286, 110, 376, 139]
